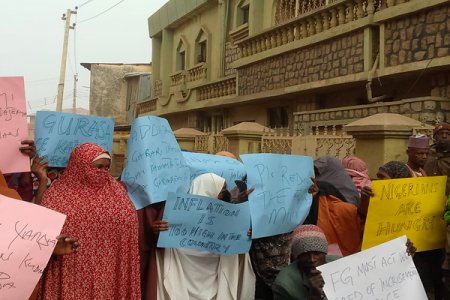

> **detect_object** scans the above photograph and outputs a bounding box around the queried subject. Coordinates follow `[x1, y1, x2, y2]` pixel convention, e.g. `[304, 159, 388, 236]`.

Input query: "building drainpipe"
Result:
[219, 0, 229, 77]
[366, 53, 389, 103]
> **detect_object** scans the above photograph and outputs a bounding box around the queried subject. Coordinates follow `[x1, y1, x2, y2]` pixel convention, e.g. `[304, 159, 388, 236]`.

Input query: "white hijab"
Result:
[189, 173, 225, 198]
[157, 172, 256, 300]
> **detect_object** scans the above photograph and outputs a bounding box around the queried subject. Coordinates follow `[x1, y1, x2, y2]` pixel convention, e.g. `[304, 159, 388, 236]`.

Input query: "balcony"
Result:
[170, 70, 186, 86]
[197, 76, 237, 101]
[186, 63, 207, 83]
[294, 97, 449, 134]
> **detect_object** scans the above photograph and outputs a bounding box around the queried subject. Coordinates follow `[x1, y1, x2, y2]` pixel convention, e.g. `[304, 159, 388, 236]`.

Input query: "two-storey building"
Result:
[142, 0, 450, 134]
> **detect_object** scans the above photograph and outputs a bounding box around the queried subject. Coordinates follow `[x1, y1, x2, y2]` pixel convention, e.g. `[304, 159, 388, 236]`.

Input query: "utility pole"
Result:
[56, 8, 77, 112]
[72, 74, 78, 113]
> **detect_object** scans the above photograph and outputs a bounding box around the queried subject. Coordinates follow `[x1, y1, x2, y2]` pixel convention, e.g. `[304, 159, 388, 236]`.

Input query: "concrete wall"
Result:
[88, 64, 151, 125]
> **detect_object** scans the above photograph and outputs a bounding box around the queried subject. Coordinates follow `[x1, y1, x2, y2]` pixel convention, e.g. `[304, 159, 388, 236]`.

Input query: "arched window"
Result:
[195, 30, 207, 63]
[176, 39, 186, 71]
[236, 0, 250, 26]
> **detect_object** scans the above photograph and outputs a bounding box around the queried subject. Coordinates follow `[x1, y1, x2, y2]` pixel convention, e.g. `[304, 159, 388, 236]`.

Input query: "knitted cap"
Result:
[291, 225, 328, 258]
[433, 123, 450, 136]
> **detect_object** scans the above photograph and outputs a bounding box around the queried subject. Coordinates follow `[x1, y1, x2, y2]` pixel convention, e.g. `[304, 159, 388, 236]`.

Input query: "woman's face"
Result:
[376, 168, 391, 180]
[92, 158, 111, 171]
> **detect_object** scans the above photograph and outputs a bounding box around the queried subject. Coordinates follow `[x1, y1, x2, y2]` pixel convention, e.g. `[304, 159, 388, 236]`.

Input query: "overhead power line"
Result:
[77, 0, 126, 24]
[77, 0, 95, 8]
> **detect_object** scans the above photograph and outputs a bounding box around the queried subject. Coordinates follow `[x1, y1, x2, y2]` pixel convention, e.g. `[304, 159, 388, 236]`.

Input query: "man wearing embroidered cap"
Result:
[406, 134, 429, 177]
[425, 122, 450, 299]
[272, 225, 338, 300]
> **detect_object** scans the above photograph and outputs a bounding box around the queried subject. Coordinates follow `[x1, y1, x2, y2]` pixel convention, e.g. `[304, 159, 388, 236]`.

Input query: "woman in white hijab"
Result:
[157, 173, 255, 300]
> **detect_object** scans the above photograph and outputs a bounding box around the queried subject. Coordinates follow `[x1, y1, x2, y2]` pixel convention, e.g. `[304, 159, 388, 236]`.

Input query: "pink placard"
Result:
[0, 194, 66, 300]
[0, 77, 30, 174]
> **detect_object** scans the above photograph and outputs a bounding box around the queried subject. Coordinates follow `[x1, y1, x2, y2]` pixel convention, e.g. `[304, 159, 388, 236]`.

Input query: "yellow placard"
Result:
[362, 176, 447, 251]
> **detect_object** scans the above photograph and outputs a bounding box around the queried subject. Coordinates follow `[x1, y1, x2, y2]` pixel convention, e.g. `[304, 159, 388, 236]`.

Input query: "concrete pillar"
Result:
[161, 29, 174, 96]
[344, 113, 432, 178]
[151, 36, 162, 84]
[221, 122, 269, 157]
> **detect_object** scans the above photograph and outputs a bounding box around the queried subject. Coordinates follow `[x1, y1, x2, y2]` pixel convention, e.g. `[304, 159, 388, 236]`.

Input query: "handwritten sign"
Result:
[183, 152, 246, 190]
[362, 176, 447, 252]
[121, 116, 191, 209]
[34, 111, 114, 167]
[318, 236, 427, 300]
[157, 192, 251, 255]
[0, 194, 66, 300]
[0, 77, 30, 174]
[241, 154, 314, 239]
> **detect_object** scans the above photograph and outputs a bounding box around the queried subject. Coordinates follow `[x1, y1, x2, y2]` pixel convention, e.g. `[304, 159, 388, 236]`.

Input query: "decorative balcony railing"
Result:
[187, 63, 207, 82]
[137, 99, 157, 114]
[198, 77, 236, 101]
[294, 97, 447, 133]
[236, 0, 410, 58]
[170, 71, 186, 86]
[194, 133, 229, 154]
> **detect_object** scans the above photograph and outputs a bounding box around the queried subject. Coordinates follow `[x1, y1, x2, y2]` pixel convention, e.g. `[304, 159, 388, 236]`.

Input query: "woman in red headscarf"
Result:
[342, 155, 372, 195]
[38, 143, 140, 300]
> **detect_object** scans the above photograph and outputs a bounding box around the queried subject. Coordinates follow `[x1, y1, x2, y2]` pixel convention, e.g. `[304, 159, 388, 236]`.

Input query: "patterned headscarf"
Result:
[291, 225, 328, 258]
[379, 161, 411, 179]
[40, 143, 141, 299]
[342, 156, 372, 193]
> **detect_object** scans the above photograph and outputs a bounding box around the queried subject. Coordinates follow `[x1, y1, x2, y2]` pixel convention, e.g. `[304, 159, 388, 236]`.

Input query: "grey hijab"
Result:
[314, 156, 361, 206]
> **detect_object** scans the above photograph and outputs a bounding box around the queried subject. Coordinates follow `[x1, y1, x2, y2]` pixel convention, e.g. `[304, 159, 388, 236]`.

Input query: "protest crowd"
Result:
[2, 116, 450, 300]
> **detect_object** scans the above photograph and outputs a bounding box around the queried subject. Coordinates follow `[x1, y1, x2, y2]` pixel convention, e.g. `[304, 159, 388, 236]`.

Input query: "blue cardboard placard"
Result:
[241, 153, 314, 239]
[183, 152, 246, 190]
[157, 192, 252, 255]
[34, 111, 114, 167]
[121, 116, 191, 209]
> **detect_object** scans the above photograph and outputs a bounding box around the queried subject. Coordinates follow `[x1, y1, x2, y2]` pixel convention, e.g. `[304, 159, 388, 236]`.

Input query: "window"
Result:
[176, 39, 187, 71]
[198, 41, 207, 63]
[268, 107, 289, 128]
[242, 5, 249, 24]
[179, 51, 186, 70]
[237, 0, 250, 26]
[195, 29, 208, 63]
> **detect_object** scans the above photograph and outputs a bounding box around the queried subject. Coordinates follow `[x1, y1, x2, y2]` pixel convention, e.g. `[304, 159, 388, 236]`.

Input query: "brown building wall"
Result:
[238, 31, 364, 95]
[384, 3, 450, 67]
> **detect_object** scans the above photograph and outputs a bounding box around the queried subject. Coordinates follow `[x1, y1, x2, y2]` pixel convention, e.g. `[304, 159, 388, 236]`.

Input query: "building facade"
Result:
[143, 0, 450, 134]
[81, 63, 152, 126]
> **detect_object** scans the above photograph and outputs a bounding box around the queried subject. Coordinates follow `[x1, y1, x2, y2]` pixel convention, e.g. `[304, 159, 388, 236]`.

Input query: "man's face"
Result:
[297, 251, 326, 273]
[435, 130, 450, 148]
[407, 147, 428, 167]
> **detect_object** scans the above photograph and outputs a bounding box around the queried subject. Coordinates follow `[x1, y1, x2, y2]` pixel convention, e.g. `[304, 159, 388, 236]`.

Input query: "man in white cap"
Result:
[406, 134, 429, 177]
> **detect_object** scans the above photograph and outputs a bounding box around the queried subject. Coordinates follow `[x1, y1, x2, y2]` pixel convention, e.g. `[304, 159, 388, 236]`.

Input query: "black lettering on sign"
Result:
[9, 221, 57, 250]
[19, 253, 44, 274]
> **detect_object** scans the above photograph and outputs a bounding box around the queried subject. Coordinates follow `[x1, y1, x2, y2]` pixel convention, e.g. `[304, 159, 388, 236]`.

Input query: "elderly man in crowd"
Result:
[425, 123, 450, 300]
[406, 134, 429, 177]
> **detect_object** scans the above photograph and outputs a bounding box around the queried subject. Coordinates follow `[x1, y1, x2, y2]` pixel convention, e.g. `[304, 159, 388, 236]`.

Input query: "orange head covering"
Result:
[0, 170, 21, 200]
[215, 151, 237, 160]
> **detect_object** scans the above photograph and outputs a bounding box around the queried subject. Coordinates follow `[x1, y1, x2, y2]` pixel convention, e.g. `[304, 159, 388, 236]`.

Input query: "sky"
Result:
[0, 0, 169, 114]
